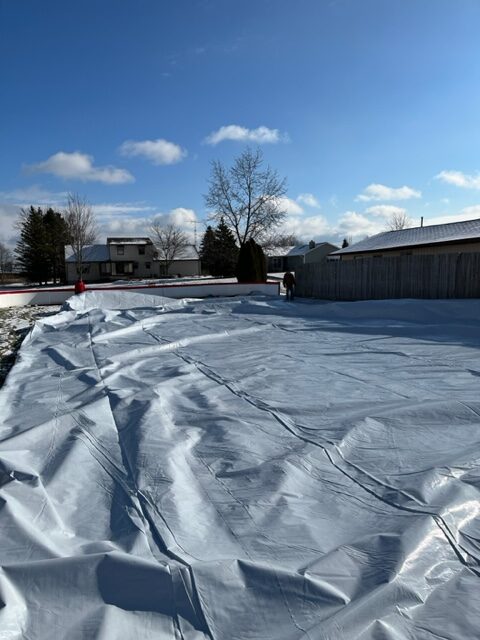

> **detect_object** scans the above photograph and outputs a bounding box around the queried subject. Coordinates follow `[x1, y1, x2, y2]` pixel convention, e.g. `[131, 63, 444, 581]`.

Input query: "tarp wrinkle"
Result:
[1, 292, 480, 638]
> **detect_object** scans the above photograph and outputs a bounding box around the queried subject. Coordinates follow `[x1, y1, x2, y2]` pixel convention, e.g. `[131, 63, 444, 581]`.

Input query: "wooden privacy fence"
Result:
[296, 253, 480, 300]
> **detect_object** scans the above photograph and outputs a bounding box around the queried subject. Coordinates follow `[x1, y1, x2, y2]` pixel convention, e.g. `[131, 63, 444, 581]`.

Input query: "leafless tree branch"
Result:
[205, 147, 287, 246]
[64, 193, 98, 277]
[150, 222, 189, 276]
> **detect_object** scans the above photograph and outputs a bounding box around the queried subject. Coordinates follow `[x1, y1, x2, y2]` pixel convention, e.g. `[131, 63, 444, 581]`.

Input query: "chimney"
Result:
[420, 217, 424, 228]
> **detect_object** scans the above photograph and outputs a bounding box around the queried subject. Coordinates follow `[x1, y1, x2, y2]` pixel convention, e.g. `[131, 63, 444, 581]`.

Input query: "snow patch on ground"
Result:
[0, 304, 61, 385]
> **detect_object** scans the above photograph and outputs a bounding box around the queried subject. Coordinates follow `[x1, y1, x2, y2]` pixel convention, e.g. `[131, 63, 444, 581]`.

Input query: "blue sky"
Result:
[2, 0, 480, 248]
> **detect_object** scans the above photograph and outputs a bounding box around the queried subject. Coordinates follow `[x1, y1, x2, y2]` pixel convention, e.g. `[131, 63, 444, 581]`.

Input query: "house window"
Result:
[100, 263, 112, 275]
[138, 246, 145, 255]
[145, 262, 151, 269]
[117, 245, 124, 255]
[114, 262, 133, 275]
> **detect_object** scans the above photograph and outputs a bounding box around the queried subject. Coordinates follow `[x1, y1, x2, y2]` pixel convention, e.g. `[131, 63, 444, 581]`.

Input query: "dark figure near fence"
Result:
[283, 270, 296, 301]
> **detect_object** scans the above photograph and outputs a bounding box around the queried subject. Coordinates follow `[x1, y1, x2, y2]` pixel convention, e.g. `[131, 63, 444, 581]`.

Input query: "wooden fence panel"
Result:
[296, 253, 480, 300]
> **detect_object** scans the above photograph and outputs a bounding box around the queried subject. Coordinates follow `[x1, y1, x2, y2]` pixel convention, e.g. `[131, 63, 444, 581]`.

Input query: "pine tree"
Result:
[199, 226, 217, 275]
[214, 218, 238, 276]
[16, 206, 69, 284]
[199, 220, 239, 277]
[16, 207, 50, 284]
[342, 238, 349, 248]
[44, 208, 69, 284]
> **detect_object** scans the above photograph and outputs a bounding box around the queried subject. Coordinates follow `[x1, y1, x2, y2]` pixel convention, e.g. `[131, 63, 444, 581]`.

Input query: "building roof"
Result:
[65, 245, 109, 262]
[266, 245, 296, 258]
[287, 242, 338, 257]
[332, 218, 480, 255]
[107, 237, 152, 245]
[154, 244, 199, 260]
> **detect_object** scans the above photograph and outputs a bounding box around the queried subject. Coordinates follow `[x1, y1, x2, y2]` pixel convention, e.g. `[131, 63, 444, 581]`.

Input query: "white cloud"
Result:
[97, 207, 199, 244]
[365, 205, 407, 219]
[92, 203, 155, 216]
[204, 125, 287, 145]
[99, 216, 152, 239]
[277, 214, 331, 241]
[149, 208, 198, 241]
[0, 204, 21, 248]
[357, 183, 421, 201]
[297, 193, 320, 208]
[0, 185, 68, 205]
[26, 152, 134, 184]
[119, 138, 187, 165]
[436, 170, 480, 190]
[335, 211, 385, 240]
[277, 197, 304, 216]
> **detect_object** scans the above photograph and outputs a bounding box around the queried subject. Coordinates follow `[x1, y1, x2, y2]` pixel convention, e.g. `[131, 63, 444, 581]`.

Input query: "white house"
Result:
[65, 237, 201, 283]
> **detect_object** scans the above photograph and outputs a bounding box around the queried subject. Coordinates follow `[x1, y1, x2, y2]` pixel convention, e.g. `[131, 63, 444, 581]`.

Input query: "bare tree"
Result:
[387, 211, 411, 231]
[261, 232, 299, 253]
[150, 221, 189, 276]
[205, 147, 287, 246]
[64, 193, 98, 278]
[0, 242, 13, 282]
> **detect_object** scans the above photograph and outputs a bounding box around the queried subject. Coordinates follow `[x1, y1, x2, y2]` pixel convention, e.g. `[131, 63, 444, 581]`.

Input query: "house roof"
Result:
[332, 218, 480, 255]
[266, 245, 296, 257]
[287, 242, 338, 257]
[107, 237, 152, 245]
[65, 245, 109, 262]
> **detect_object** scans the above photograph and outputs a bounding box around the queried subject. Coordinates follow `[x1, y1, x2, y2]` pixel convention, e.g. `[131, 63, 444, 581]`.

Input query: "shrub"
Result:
[236, 239, 267, 283]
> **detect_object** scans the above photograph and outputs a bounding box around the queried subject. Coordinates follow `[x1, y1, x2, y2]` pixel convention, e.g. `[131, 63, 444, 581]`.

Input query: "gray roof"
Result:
[266, 245, 296, 257]
[282, 242, 335, 257]
[65, 245, 109, 262]
[107, 237, 152, 245]
[332, 218, 480, 255]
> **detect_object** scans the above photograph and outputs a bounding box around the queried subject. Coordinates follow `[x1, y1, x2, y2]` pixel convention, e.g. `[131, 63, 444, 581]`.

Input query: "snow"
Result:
[1, 292, 480, 638]
[0, 304, 61, 385]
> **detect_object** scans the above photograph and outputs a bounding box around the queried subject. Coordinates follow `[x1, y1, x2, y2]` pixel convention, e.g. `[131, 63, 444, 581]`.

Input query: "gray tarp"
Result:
[1, 292, 480, 639]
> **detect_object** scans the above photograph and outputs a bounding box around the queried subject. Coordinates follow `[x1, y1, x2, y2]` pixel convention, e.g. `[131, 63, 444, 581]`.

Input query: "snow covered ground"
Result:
[1, 291, 480, 639]
[0, 305, 61, 386]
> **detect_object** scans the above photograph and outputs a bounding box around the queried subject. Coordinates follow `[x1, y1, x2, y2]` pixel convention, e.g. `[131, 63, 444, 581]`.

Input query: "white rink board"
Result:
[0, 281, 279, 308]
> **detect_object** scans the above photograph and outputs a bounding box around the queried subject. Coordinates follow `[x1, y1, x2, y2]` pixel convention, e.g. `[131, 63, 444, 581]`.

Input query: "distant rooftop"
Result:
[65, 245, 109, 262]
[107, 237, 153, 245]
[266, 242, 337, 258]
[287, 243, 329, 257]
[332, 218, 480, 255]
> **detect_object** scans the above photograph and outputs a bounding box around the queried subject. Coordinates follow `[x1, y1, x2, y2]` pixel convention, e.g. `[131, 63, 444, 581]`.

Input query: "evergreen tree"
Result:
[214, 218, 238, 276]
[342, 238, 349, 248]
[199, 220, 239, 276]
[236, 238, 266, 283]
[16, 207, 50, 284]
[44, 208, 69, 284]
[199, 226, 217, 275]
[16, 206, 68, 284]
